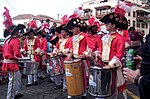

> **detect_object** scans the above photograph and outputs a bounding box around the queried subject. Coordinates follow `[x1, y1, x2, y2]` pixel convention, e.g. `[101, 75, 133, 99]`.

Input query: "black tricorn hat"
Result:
[27, 28, 35, 35]
[4, 29, 10, 38]
[49, 36, 59, 45]
[11, 24, 26, 35]
[64, 18, 81, 29]
[100, 12, 128, 30]
[80, 21, 87, 33]
[88, 25, 98, 35]
[55, 24, 65, 33]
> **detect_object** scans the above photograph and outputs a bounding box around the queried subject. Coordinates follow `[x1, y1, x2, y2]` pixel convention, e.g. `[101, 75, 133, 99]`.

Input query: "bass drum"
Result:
[64, 59, 84, 96]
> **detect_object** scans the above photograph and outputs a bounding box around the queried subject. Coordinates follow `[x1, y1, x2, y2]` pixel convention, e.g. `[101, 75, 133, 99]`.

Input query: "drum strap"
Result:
[102, 35, 116, 61]
[3, 59, 17, 63]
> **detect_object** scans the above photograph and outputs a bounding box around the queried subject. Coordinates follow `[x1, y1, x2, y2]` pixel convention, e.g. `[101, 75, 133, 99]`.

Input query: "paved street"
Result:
[0, 76, 140, 99]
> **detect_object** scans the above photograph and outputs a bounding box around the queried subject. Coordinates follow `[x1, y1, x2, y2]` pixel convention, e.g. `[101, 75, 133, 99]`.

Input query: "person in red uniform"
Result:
[36, 29, 47, 79]
[65, 18, 90, 98]
[56, 25, 70, 91]
[87, 25, 102, 65]
[117, 29, 130, 48]
[21, 28, 40, 87]
[2, 24, 25, 99]
[99, 12, 128, 99]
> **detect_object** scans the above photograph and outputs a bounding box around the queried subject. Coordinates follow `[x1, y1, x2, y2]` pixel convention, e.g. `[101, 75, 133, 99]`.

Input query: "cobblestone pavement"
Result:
[0, 76, 140, 99]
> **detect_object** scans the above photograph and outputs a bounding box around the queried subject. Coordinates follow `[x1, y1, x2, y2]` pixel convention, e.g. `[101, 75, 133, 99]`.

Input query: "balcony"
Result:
[95, 5, 112, 19]
[81, 8, 92, 20]
[136, 10, 150, 22]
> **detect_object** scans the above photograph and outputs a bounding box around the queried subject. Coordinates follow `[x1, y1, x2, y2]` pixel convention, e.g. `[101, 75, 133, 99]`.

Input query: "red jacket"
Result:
[38, 37, 47, 52]
[86, 34, 101, 52]
[23, 37, 40, 62]
[69, 32, 87, 56]
[2, 37, 22, 71]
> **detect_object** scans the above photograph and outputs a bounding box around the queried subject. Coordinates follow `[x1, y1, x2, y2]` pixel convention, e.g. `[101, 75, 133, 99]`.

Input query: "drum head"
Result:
[64, 59, 81, 63]
[23, 57, 31, 60]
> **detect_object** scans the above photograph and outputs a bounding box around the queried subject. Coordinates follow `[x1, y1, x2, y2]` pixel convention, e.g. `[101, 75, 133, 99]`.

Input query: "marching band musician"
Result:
[2, 24, 25, 99]
[117, 29, 130, 48]
[99, 12, 128, 99]
[64, 18, 90, 98]
[36, 29, 47, 80]
[48, 25, 63, 90]
[87, 25, 102, 65]
[56, 25, 70, 92]
[21, 28, 40, 87]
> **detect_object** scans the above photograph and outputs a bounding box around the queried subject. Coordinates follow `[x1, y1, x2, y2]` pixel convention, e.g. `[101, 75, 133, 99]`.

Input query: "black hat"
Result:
[46, 19, 50, 22]
[49, 36, 59, 45]
[4, 29, 10, 38]
[64, 18, 81, 29]
[88, 25, 98, 35]
[100, 12, 128, 30]
[11, 24, 26, 35]
[80, 21, 87, 33]
[55, 24, 66, 33]
[25, 28, 36, 35]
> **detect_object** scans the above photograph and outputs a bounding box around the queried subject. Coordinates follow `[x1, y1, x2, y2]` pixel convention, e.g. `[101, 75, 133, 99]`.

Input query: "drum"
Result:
[88, 66, 115, 98]
[64, 59, 84, 96]
[49, 56, 63, 76]
[22, 57, 31, 75]
[24, 61, 39, 75]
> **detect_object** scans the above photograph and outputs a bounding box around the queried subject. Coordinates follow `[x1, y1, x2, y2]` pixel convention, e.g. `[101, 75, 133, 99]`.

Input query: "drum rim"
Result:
[64, 59, 81, 63]
[88, 90, 112, 98]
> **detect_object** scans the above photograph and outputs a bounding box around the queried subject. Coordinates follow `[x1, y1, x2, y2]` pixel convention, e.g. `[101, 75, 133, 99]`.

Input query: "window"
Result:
[142, 23, 145, 28]
[146, 23, 148, 28]
[136, 22, 140, 28]
[133, 11, 136, 17]
[128, 12, 130, 16]
[128, 20, 130, 26]
[89, 2, 94, 5]
[133, 21, 135, 27]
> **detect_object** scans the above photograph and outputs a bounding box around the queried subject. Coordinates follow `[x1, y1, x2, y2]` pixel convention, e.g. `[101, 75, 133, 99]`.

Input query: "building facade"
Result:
[81, 0, 150, 35]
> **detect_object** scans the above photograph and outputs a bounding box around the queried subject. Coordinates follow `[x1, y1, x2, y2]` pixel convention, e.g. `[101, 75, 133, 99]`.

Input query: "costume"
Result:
[87, 25, 102, 65]
[64, 18, 90, 97]
[37, 37, 47, 78]
[68, 32, 89, 89]
[23, 30, 40, 85]
[100, 12, 127, 98]
[2, 24, 25, 99]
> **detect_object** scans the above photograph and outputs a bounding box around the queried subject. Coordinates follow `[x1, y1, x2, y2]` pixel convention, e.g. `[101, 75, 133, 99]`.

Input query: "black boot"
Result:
[14, 94, 23, 99]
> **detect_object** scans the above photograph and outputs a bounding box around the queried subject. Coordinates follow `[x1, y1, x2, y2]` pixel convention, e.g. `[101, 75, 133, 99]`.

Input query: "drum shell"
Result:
[64, 60, 84, 96]
[24, 61, 39, 75]
[49, 56, 63, 76]
[88, 66, 115, 98]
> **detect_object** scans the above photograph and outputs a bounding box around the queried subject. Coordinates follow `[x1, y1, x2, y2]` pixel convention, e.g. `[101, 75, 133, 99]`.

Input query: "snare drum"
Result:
[88, 66, 115, 98]
[49, 56, 63, 76]
[64, 59, 84, 96]
[24, 61, 39, 75]
[22, 57, 31, 75]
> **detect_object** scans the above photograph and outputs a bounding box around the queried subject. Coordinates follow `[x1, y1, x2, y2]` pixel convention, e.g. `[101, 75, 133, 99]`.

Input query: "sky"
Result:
[0, 0, 87, 38]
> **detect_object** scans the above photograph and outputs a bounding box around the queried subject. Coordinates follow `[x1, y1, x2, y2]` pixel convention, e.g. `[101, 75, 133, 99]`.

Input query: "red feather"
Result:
[88, 17, 95, 26]
[29, 20, 38, 30]
[115, 5, 126, 16]
[3, 7, 13, 29]
[61, 15, 69, 24]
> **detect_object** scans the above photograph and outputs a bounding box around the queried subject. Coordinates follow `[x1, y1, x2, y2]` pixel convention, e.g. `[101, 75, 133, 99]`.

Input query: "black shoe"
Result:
[33, 81, 38, 86]
[14, 94, 23, 99]
[54, 85, 62, 90]
[61, 88, 67, 92]
[81, 96, 86, 99]
[26, 84, 33, 87]
[48, 79, 54, 83]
